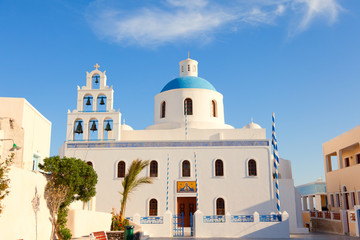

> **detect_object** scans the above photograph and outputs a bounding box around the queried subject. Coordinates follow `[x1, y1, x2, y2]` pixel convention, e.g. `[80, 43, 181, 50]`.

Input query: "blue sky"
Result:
[1, 0, 359, 186]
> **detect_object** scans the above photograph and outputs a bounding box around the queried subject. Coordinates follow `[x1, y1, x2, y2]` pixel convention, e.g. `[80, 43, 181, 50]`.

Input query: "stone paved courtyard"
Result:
[150, 232, 358, 240]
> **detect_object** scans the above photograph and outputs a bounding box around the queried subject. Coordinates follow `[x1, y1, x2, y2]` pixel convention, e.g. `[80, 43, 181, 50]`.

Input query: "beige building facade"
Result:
[0, 97, 110, 239]
[0, 97, 51, 170]
[323, 125, 360, 212]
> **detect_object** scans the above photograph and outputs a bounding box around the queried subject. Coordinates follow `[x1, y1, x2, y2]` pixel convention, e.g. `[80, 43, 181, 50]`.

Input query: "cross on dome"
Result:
[94, 63, 100, 70]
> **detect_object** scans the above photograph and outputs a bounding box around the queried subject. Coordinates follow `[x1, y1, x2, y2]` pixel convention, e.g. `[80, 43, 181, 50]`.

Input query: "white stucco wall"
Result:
[67, 209, 112, 238]
[278, 158, 308, 234]
[62, 142, 274, 217]
[0, 97, 51, 170]
[22, 100, 51, 170]
[132, 211, 172, 237]
[150, 88, 232, 130]
[0, 167, 52, 240]
[194, 211, 290, 238]
[121, 127, 265, 141]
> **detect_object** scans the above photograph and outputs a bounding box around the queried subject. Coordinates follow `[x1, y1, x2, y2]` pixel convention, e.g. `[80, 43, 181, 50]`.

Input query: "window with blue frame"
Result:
[32, 155, 39, 171]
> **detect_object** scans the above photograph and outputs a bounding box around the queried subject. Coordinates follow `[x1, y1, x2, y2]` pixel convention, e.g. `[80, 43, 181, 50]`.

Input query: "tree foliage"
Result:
[119, 159, 152, 220]
[39, 156, 97, 240]
[0, 153, 14, 215]
[45, 178, 69, 240]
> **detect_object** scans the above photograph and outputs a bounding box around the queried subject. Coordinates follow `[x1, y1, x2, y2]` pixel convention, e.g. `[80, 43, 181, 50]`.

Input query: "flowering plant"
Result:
[111, 208, 129, 231]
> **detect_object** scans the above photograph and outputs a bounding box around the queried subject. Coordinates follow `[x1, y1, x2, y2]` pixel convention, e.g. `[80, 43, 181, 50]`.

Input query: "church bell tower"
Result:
[66, 64, 121, 142]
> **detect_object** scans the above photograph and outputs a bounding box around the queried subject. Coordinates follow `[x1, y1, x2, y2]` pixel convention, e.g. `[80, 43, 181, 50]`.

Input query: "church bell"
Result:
[94, 75, 99, 84]
[86, 97, 91, 106]
[100, 97, 105, 105]
[90, 121, 97, 131]
[74, 122, 83, 134]
[105, 121, 112, 131]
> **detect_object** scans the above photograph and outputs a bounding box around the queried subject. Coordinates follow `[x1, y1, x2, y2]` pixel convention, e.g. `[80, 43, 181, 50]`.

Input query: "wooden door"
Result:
[177, 197, 196, 227]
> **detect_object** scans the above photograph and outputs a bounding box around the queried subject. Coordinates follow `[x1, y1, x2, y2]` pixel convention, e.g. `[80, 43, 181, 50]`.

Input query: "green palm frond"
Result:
[119, 159, 152, 220]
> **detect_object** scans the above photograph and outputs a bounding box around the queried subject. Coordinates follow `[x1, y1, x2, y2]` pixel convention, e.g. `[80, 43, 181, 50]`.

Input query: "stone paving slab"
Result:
[149, 232, 359, 240]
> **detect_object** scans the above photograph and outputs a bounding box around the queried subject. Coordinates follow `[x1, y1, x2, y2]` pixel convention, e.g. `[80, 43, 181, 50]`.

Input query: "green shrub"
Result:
[58, 226, 72, 240]
[0, 154, 13, 215]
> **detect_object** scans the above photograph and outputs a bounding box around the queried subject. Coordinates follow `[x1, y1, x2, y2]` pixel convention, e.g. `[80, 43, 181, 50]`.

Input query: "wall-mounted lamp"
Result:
[0, 139, 21, 151]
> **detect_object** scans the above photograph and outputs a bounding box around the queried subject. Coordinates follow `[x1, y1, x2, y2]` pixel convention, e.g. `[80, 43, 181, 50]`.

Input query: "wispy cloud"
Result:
[291, 0, 342, 35]
[86, 0, 343, 47]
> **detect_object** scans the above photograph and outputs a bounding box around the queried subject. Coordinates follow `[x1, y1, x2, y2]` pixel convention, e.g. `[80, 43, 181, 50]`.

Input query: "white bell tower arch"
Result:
[66, 63, 121, 142]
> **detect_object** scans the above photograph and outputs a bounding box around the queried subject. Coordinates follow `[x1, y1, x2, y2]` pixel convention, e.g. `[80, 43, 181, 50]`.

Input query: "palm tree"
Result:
[119, 159, 153, 220]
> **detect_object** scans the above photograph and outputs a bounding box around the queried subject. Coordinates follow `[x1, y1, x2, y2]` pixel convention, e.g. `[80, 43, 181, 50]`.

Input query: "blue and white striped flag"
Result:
[272, 113, 281, 213]
[185, 100, 188, 140]
[194, 152, 199, 210]
[166, 153, 170, 211]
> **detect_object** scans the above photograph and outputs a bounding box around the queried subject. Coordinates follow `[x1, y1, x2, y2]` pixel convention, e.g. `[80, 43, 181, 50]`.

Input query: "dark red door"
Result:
[177, 197, 197, 227]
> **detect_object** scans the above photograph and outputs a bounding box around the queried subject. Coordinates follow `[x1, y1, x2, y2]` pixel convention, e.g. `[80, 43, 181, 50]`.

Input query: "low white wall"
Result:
[131, 211, 289, 238]
[0, 167, 52, 240]
[132, 211, 172, 237]
[67, 209, 112, 238]
[194, 211, 290, 238]
[279, 178, 309, 233]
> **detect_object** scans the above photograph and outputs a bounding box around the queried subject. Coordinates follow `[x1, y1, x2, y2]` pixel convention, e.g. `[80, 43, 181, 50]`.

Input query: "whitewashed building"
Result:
[60, 57, 306, 238]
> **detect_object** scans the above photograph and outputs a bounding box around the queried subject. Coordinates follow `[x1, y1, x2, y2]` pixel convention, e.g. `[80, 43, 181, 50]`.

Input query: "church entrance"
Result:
[177, 197, 196, 227]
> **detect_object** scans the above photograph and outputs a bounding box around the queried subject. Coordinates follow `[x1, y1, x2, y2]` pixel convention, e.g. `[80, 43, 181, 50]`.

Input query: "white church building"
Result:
[60, 57, 306, 238]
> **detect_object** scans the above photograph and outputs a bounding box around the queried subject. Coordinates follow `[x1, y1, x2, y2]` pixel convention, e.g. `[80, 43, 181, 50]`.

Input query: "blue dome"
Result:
[161, 76, 216, 93]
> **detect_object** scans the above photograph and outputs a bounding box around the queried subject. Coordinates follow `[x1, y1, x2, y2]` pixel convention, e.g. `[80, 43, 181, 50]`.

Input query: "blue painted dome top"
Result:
[161, 76, 216, 93]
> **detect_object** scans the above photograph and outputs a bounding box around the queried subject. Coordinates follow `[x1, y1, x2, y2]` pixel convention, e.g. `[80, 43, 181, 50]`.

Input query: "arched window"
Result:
[182, 160, 190, 177]
[212, 100, 217, 117]
[149, 199, 158, 216]
[181, 66, 184, 72]
[87, 161, 93, 167]
[248, 159, 257, 176]
[118, 161, 125, 178]
[215, 159, 223, 176]
[216, 198, 225, 215]
[150, 160, 158, 177]
[184, 98, 193, 115]
[161, 101, 166, 118]
[188, 64, 190, 71]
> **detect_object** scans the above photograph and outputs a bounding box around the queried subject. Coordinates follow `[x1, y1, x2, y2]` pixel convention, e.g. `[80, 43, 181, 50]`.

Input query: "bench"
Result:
[90, 231, 108, 240]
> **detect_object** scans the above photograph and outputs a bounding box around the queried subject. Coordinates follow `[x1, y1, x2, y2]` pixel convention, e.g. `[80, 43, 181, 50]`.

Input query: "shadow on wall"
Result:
[241, 218, 290, 239]
[32, 186, 41, 240]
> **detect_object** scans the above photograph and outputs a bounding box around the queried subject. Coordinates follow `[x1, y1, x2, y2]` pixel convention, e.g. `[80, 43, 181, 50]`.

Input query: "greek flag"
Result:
[272, 113, 281, 213]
